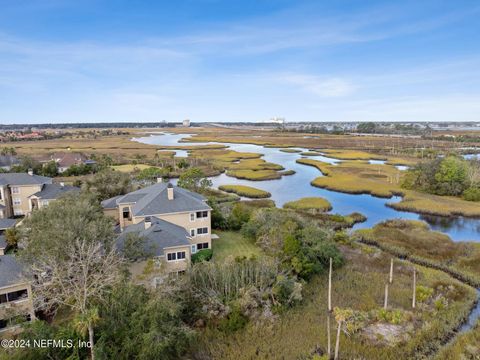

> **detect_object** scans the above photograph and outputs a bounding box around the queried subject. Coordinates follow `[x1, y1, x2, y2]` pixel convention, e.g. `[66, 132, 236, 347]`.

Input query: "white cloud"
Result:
[280, 74, 356, 97]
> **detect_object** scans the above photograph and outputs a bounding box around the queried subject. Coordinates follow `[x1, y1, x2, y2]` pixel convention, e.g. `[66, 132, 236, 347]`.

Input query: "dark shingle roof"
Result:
[101, 195, 123, 209]
[0, 173, 52, 186]
[30, 183, 79, 200]
[0, 218, 16, 230]
[103, 183, 210, 216]
[0, 255, 26, 288]
[117, 216, 190, 257]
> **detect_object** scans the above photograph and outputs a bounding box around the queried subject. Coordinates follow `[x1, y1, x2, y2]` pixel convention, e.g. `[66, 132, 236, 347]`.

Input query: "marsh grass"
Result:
[356, 220, 480, 287]
[196, 244, 476, 359]
[218, 185, 271, 199]
[283, 197, 332, 213]
[296, 158, 480, 217]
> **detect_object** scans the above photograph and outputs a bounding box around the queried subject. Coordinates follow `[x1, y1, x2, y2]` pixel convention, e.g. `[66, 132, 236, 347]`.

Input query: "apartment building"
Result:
[0, 255, 35, 333]
[102, 182, 212, 275]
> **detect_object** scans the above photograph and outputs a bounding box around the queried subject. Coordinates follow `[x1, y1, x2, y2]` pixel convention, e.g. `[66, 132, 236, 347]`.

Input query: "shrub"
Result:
[218, 306, 248, 333]
[463, 187, 480, 201]
[416, 285, 434, 303]
[191, 249, 213, 263]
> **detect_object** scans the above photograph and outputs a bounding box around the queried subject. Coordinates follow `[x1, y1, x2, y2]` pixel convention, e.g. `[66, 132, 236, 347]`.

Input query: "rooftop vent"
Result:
[167, 183, 174, 200]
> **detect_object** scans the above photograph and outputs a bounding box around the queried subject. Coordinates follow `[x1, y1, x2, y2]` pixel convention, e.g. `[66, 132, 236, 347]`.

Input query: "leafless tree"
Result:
[19, 193, 124, 360]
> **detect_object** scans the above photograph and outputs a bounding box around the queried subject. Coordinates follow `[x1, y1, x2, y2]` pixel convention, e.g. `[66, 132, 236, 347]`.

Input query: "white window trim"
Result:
[166, 251, 187, 262]
[13, 198, 22, 205]
[190, 213, 195, 222]
[197, 227, 209, 236]
[11, 187, 20, 194]
[191, 244, 197, 254]
[190, 229, 196, 237]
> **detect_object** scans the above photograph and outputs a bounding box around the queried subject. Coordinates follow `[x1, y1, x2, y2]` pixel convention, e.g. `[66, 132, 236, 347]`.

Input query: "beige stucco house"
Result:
[0, 255, 35, 334]
[0, 173, 78, 219]
[102, 182, 212, 278]
[0, 172, 52, 218]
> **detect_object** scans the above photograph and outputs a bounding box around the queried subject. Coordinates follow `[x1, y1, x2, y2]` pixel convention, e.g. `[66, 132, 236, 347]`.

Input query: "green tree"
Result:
[40, 160, 58, 177]
[95, 282, 194, 360]
[177, 167, 212, 192]
[135, 167, 169, 182]
[122, 232, 156, 261]
[5, 227, 19, 249]
[84, 169, 133, 201]
[434, 156, 468, 195]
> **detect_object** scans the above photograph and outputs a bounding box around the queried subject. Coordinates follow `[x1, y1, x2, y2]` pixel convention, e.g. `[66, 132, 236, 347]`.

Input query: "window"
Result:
[1, 289, 28, 304]
[122, 207, 130, 219]
[190, 229, 195, 237]
[167, 251, 186, 261]
[190, 213, 195, 221]
[197, 242, 209, 250]
[191, 244, 197, 254]
[13, 210, 23, 216]
[196, 210, 208, 218]
[197, 227, 208, 235]
[41, 200, 49, 206]
[13, 198, 21, 205]
[7, 289, 28, 302]
[11, 187, 20, 194]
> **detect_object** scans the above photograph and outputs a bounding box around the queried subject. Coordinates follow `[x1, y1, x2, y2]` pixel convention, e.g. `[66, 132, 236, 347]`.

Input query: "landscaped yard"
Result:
[213, 231, 261, 260]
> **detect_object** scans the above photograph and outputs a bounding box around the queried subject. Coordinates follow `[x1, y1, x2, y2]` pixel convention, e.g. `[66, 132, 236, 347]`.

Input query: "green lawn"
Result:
[213, 231, 261, 260]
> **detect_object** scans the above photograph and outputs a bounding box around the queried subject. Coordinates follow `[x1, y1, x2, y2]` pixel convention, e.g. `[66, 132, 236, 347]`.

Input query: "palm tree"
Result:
[73, 307, 100, 360]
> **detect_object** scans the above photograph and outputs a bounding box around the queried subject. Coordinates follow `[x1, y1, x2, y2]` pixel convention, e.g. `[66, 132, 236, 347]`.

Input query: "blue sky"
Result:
[1, 0, 479, 124]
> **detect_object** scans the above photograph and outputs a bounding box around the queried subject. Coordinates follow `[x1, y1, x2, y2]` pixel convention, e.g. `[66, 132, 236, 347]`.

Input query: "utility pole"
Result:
[389, 258, 394, 284]
[327, 257, 332, 358]
[412, 268, 416, 309]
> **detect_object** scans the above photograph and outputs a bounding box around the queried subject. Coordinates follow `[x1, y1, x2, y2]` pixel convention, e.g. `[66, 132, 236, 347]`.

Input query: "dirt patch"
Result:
[362, 322, 412, 346]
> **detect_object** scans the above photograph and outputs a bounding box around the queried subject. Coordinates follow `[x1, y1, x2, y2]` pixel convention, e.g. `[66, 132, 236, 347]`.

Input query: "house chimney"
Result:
[157, 177, 163, 183]
[60, 182, 65, 187]
[167, 183, 174, 200]
[28, 169, 33, 176]
[144, 216, 152, 229]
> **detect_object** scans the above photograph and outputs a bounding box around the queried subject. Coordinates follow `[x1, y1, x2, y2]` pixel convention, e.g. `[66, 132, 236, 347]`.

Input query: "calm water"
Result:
[133, 133, 480, 242]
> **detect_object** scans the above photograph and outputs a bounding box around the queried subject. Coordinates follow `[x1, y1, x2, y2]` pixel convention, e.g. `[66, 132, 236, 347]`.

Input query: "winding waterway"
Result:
[134, 132, 480, 335]
[134, 132, 480, 243]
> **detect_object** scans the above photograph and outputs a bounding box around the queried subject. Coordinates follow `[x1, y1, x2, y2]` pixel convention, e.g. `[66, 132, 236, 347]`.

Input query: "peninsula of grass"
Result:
[218, 185, 271, 199]
[226, 158, 284, 171]
[300, 151, 322, 156]
[199, 243, 477, 359]
[296, 158, 480, 217]
[226, 169, 282, 181]
[296, 158, 331, 175]
[355, 219, 480, 287]
[279, 148, 302, 153]
[283, 197, 332, 213]
[321, 149, 388, 161]
[279, 169, 295, 176]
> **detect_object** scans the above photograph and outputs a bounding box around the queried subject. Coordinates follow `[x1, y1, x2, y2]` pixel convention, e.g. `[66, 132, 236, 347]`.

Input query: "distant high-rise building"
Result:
[183, 119, 191, 127]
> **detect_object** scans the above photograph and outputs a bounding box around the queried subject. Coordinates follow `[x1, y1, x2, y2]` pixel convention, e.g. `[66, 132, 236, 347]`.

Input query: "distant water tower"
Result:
[183, 119, 191, 127]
